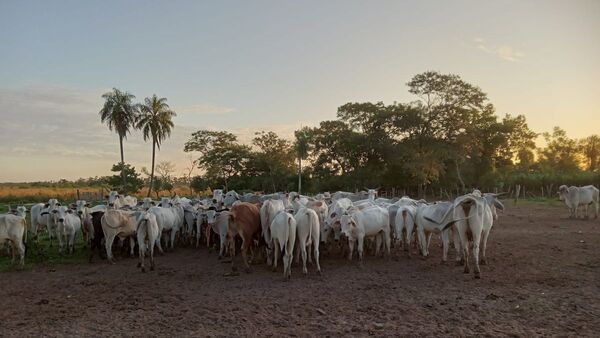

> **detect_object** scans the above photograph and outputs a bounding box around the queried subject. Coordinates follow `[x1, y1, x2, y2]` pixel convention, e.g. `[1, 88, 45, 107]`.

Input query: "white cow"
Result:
[136, 211, 159, 272]
[415, 202, 456, 261]
[339, 205, 390, 264]
[392, 197, 422, 255]
[206, 209, 230, 258]
[212, 189, 224, 208]
[260, 199, 285, 264]
[74, 200, 93, 247]
[140, 197, 155, 210]
[54, 206, 82, 254]
[101, 209, 139, 263]
[149, 198, 184, 252]
[107, 191, 138, 209]
[223, 190, 241, 208]
[0, 213, 27, 267]
[425, 194, 494, 278]
[558, 185, 599, 219]
[294, 207, 321, 275]
[270, 211, 297, 279]
[322, 198, 353, 242]
[31, 198, 61, 244]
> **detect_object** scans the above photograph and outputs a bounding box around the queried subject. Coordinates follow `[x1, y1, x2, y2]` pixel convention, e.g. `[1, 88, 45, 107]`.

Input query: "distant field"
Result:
[0, 184, 197, 210]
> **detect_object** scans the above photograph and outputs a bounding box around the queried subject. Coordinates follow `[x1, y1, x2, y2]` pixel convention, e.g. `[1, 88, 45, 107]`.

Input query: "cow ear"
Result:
[351, 220, 357, 228]
[67, 209, 73, 214]
[169, 202, 173, 207]
[151, 201, 156, 206]
[56, 202, 61, 206]
[331, 212, 336, 218]
[85, 203, 91, 207]
[44, 203, 50, 208]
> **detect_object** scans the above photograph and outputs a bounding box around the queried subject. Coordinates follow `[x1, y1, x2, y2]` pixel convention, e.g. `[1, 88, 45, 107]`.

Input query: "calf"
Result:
[260, 199, 285, 264]
[206, 209, 231, 259]
[75, 200, 93, 247]
[270, 211, 297, 279]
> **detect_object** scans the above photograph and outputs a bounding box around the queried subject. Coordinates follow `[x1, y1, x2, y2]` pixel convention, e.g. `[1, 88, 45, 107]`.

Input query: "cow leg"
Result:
[417, 228, 427, 257]
[357, 235, 365, 267]
[472, 228, 482, 279]
[272, 241, 280, 272]
[426, 232, 433, 253]
[17, 240, 25, 268]
[375, 234, 382, 257]
[441, 230, 450, 263]
[453, 226, 463, 265]
[480, 229, 490, 265]
[456, 225, 470, 273]
[301, 242, 308, 275]
[104, 233, 116, 264]
[584, 204, 589, 219]
[313, 237, 321, 274]
[219, 233, 227, 259]
[384, 230, 391, 259]
[347, 239, 354, 261]
[129, 237, 136, 257]
[405, 225, 413, 257]
[241, 238, 251, 273]
[169, 230, 177, 251]
[138, 240, 146, 272]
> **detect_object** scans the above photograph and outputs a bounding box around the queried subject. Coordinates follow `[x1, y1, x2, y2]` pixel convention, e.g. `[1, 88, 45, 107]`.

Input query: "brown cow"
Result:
[227, 202, 261, 273]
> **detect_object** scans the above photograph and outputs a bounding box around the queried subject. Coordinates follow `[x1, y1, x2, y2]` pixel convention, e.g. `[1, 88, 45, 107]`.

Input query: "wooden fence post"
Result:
[514, 184, 521, 205]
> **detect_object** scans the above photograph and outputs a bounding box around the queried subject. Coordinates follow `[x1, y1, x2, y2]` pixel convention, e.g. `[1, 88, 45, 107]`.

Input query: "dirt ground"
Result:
[1, 202, 599, 337]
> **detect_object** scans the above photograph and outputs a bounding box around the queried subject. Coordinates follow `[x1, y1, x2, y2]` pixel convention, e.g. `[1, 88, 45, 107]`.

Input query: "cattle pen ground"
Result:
[1, 201, 599, 337]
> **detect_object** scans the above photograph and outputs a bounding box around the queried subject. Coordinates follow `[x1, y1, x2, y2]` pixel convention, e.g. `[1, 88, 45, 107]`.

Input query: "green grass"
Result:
[0, 230, 89, 272]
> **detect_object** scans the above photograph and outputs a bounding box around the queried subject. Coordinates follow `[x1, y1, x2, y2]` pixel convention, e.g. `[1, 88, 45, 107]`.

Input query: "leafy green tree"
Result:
[184, 130, 252, 190]
[105, 163, 144, 194]
[580, 135, 600, 171]
[538, 127, 581, 172]
[136, 95, 176, 197]
[99, 88, 139, 187]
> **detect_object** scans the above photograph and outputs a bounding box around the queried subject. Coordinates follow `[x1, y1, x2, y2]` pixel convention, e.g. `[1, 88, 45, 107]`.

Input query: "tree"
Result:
[579, 135, 600, 171]
[137, 95, 176, 197]
[538, 127, 581, 172]
[251, 131, 295, 192]
[99, 88, 139, 188]
[184, 130, 252, 190]
[105, 163, 144, 194]
[190, 176, 209, 194]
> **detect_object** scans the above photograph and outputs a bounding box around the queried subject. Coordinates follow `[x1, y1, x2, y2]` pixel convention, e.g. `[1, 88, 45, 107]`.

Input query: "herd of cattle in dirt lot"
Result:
[1, 185, 598, 279]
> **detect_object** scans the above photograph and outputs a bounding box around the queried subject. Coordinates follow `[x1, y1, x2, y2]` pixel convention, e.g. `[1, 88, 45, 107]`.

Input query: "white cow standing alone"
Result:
[558, 185, 599, 219]
[270, 211, 297, 279]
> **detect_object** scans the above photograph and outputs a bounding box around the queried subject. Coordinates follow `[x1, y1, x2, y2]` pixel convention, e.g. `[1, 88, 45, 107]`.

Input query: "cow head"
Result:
[558, 185, 569, 201]
[224, 190, 240, 207]
[339, 214, 356, 240]
[107, 191, 120, 207]
[212, 189, 224, 204]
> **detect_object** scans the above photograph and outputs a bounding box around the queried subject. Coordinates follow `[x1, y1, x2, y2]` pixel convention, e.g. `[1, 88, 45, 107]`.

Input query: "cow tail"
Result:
[285, 216, 292, 251]
[306, 211, 313, 243]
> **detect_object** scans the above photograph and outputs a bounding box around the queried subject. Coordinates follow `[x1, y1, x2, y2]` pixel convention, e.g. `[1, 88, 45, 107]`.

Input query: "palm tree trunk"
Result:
[119, 135, 126, 189]
[147, 138, 156, 197]
[298, 156, 302, 194]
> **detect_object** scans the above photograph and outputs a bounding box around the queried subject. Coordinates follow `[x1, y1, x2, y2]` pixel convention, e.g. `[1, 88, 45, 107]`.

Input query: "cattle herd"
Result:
[1, 185, 598, 279]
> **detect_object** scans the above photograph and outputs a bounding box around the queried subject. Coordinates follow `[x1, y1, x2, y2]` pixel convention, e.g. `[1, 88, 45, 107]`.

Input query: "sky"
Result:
[0, 0, 599, 182]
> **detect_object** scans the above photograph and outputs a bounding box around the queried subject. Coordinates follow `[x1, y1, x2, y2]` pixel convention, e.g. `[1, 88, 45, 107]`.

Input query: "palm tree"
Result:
[137, 95, 176, 197]
[99, 88, 139, 188]
[294, 126, 311, 194]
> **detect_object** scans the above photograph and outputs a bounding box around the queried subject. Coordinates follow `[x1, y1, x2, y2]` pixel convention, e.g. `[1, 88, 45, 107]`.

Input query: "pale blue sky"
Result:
[1, 0, 599, 181]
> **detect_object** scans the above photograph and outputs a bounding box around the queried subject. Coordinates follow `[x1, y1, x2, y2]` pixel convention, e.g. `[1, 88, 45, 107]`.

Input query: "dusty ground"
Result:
[1, 201, 599, 337]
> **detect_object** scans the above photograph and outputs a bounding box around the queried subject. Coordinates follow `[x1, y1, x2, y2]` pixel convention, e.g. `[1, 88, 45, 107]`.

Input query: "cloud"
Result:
[175, 104, 235, 115]
[473, 37, 524, 62]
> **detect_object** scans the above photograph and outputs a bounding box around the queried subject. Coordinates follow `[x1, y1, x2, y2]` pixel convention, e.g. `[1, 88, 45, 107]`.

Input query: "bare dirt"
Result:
[1, 202, 599, 337]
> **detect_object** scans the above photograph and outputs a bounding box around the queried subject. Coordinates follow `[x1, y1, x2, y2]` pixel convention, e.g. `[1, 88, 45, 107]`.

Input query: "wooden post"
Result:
[76, 189, 80, 200]
[514, 184, 521, 205]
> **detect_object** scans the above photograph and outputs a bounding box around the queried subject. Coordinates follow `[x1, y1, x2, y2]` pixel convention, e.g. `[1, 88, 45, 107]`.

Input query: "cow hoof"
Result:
[474, 272, 481, 279]
[317, 270, 322, 275]
[141, 267, 146, 273]
[463, 266, 470, 274]
[480, 259, 487, 265]
[137, 262, 141, 268]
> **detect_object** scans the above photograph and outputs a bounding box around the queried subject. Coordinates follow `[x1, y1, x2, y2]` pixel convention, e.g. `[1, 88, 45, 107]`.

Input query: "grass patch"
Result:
[0, 231, 89, 272]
